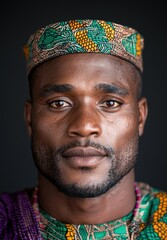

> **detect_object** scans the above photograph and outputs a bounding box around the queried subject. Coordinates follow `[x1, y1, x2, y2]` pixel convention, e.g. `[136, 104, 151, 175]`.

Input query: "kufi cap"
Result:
[23, 19, 144, 75]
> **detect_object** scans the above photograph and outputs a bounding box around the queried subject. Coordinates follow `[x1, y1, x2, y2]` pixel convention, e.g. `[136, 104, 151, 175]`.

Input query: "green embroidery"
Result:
[40, 209, 132, 239]
[122, 33, 138, 56]
[24, 19, 144, 75]
[37, 183, 167, 239]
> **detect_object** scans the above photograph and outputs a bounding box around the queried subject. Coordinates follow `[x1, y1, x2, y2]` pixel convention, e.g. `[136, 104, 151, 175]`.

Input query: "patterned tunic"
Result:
[0, 182, 167, 239]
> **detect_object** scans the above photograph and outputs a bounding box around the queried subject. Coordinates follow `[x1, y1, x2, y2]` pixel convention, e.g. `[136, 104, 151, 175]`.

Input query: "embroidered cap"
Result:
[23, 19, 144, 75]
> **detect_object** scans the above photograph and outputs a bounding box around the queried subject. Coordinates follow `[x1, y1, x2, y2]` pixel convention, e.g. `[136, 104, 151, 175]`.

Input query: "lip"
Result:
[63, 147, 106, 157]
[62, 147, 107, 168]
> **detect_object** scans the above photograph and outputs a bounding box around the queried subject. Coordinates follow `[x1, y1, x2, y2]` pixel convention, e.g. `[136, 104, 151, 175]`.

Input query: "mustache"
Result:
[53, 140, 115, 158]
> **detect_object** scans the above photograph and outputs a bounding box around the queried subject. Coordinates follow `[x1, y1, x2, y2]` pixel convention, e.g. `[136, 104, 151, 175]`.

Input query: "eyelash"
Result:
[48, 100, 71, 109]
[47, 99, 122, 111]
[99, 100, 121, 108]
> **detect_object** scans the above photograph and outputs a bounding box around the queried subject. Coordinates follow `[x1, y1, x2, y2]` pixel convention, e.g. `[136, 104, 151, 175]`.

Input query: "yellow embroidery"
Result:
[139, 222, 146, 231]
[136, 34, 142, 56]
[69, 20, 98, 52]
[23, 44, 29, 60]
[98, 20, 115, 41]
[152, 192, 167, 239]
[69, 20, 86, 30]
[65, 224, 75, 240]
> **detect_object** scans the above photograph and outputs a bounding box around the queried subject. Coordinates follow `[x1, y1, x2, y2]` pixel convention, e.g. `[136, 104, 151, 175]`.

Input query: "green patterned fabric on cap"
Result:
[23, 19, 144, 75]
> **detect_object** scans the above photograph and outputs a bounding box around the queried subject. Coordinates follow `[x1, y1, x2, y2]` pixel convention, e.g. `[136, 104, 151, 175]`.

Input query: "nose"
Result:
[67, 105, 102, 138]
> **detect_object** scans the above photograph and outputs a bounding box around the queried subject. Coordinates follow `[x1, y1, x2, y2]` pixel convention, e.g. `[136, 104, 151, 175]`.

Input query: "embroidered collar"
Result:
[32, 183, 142, 239]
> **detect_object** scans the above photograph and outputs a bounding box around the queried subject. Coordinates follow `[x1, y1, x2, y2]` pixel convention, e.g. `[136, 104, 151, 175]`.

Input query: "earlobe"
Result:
[138, 97, 148, 136]
[24, 100, 32, 136]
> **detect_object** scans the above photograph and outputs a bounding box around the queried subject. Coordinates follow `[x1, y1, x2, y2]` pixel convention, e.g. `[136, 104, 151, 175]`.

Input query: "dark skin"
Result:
[25, 53, 148, 224]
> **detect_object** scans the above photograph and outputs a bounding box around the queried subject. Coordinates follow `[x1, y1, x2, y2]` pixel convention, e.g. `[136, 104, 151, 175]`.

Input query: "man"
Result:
[0, 19, 167, 239]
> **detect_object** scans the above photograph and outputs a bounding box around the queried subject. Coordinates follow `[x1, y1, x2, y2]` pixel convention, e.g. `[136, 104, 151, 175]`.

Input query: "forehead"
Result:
[31, 53, 139, 91]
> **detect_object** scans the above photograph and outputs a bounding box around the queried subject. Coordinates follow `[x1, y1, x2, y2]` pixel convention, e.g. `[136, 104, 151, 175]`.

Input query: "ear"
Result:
[138, 97, 148, 136]
[24, 100, 32, 136]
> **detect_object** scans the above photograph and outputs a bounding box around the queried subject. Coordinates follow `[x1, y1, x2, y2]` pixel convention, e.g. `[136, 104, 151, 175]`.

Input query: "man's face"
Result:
[25, 53, 147, 198]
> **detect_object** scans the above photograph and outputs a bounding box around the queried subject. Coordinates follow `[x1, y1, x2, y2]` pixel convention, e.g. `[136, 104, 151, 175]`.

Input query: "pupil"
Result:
[107, 101, 113, 106]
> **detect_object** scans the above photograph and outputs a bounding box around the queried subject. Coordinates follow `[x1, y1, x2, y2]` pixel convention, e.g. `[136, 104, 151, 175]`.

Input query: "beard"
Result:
[31, 137, 139, 198]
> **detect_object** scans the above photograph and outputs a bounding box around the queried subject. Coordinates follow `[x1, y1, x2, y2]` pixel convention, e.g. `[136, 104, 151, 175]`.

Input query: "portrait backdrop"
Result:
[1, 2, 167, 193]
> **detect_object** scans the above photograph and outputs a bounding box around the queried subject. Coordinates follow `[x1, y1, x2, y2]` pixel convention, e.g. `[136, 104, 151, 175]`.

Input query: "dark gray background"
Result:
[1, 2, 167, 193]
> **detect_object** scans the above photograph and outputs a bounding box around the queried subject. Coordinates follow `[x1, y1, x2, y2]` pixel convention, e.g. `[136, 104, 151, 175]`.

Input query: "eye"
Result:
[49, 100, 71, 109]
[99, 100, 121, 109]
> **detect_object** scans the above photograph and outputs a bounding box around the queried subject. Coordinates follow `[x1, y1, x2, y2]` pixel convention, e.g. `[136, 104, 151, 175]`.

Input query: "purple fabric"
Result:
[0, 189, 42, 239]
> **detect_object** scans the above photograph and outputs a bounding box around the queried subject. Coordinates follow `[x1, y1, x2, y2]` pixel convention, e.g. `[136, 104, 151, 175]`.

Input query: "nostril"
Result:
[68, 122, 102, 138]
[67, 106, 102, 137]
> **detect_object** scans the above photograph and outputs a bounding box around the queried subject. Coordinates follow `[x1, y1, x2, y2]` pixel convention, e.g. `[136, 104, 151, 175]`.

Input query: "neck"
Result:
[38, 170, 136, 224]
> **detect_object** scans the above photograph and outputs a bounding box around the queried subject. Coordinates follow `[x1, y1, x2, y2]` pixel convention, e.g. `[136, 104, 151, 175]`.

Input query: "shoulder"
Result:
[137, 181, 167, 213]
[0, 191, 16, 222]
[0, 191, 17, 237]
[136, 182, 167, 239]
[0, 189, 34, 238]
[137, 181, 167, 201]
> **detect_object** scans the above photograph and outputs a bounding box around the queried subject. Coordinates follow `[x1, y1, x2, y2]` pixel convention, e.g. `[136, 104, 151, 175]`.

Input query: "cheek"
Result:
[31, 112, 66, 146]
[103, 113, 139, 148]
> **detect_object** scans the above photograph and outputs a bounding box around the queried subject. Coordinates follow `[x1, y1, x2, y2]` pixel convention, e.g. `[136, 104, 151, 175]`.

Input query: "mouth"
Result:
[62, 147, 107, 168]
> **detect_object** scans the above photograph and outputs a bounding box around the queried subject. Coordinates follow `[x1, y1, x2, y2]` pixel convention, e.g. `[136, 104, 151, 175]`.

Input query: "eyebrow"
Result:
[39, 84, 74, 97]
[96, 83, 129, 96]
[39, 83, 129, 98]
